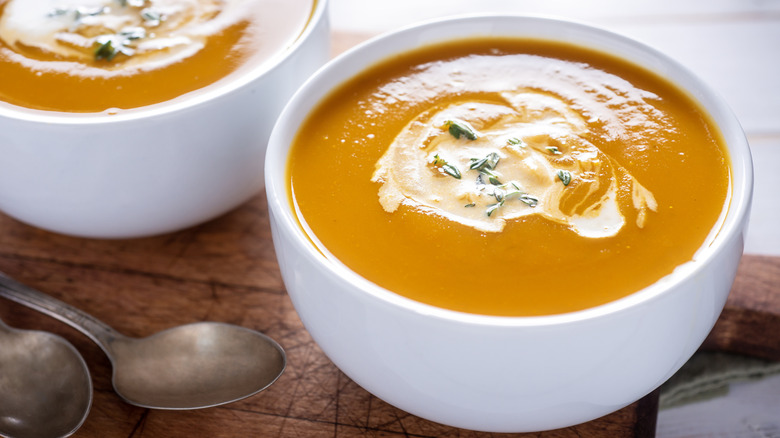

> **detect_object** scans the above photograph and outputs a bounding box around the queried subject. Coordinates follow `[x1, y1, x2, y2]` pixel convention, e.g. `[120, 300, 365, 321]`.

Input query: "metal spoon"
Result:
[0, 272, 286, 410]
[0, 317, 92, 438]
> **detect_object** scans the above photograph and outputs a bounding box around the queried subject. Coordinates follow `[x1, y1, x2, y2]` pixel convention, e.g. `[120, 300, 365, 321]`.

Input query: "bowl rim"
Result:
[266, 13, 754, 328]
[0, 0, 329, 125]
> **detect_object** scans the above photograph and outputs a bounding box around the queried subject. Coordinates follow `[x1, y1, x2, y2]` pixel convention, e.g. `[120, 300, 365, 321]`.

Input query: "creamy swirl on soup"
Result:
[0, 0, 314, 112]
[372, 90, 658, 237]
[0, 0, 254, 72]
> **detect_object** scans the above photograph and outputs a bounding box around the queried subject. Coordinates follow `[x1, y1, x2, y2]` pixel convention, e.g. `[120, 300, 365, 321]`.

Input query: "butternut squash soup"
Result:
[288, 37, 731, 317]
[0, 0, 314, 112]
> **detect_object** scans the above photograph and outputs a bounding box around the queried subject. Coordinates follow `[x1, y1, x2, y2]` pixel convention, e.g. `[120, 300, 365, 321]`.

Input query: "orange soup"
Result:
[0, 0, 314, 113]
[288, 38, 731, 317]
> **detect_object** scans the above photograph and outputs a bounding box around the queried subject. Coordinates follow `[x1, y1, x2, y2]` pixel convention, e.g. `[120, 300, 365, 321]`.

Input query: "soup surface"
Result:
[0, 0, 314, 113]
[288, 38, 731, 316]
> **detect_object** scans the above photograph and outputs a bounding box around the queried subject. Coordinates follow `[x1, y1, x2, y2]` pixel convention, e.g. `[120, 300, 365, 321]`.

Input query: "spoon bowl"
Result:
[0, 318, 92, 438]
[110, 322, 285, 409]
[0, 272, 285, 410]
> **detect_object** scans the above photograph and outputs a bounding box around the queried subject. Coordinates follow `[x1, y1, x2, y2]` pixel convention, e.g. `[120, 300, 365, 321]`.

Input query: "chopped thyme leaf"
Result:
[556, 169, 572, 186]
[486, 200, 504, 217]
[500, 181, 524, 198]
[432, 154, 461, 179]
[119, 26, 146, 40]
[507, 137, 526, 147]
[487, 153, 500, 168]
[442, 163, 461, 179]
[469, 152, 500, 171]
[469, 157, 487, 170]
[93, 35, 135, 61]
[469, 152, 501, 184]
[94, 38, 118, 61]
[75, 6, 106, 19]
[47, 7, 69, 17]
[478, 168, 501, 185]
[493, 187, 506, 202]
[491, 181, 537, 207]
[546, 146, 562, 155]
[464, 203, 476, 208]
[141, 8, 162, 26]
[519, 194, 539, 207]
[445, 119, 479, 140]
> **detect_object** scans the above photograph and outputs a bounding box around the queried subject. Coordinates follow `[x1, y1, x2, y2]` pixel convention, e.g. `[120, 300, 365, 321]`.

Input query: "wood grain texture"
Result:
[703, 254, 780, 361]
[0, 192, 659, 437]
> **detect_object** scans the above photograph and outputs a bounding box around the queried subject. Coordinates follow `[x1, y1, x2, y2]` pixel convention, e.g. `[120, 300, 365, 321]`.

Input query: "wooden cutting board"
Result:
[0, 32, 777, 438]
[0, 190, 777, 438]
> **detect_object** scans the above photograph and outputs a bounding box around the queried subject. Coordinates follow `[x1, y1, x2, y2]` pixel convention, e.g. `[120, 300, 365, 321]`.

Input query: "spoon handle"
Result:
[0, 271, 122, 353]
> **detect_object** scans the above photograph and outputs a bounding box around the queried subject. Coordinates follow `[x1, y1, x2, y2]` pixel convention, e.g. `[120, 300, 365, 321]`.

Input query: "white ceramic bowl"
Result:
[266, 15, 753, 433]
[0, 0, 329, 239]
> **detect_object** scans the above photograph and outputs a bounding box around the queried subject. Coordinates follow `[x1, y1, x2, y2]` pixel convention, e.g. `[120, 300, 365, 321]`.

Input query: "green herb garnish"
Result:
[93, 35, 135, 61]
[75, 6, 106, 20]
[469, 152, 500, 172]
[519, 194, 539, 207]
[556, 169, 572, 186]
[507, 137, 526, 147]
[442, 164, 461, 179]
[546, 146, 562, 155]
[432, 154, 461, 179]
[140, 8, 162, 26]
[501, 181, 524, 198]
[486, 200, 504, 217]
[65, 0, 152, 62]
[119, 26, 146, 40]
[469, 152, 501, 185]
[445, 119, 479, 140]
[484, 181, 538, 215]
[464, 203, 476, 208]
[484, 170, 501, 186]
[493, 187, 505, 203]
[47, 7, 69, 17]
[94, 37, 119, 61]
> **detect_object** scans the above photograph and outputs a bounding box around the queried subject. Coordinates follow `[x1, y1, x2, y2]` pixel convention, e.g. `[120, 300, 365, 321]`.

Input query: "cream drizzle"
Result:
[372, 90, 658, 237]
[0, 0, 255, 73]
